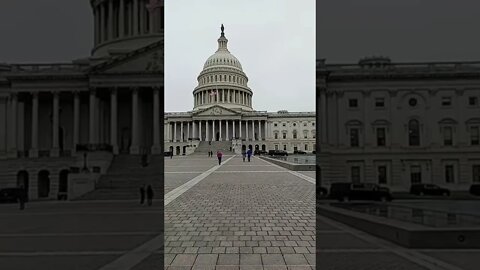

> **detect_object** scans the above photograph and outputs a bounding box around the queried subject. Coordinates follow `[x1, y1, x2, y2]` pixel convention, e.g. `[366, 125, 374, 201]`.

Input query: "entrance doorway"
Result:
[120, 128, 131, 153]
[38, 170, 50, 198]
[176, 146, 181, 155]
[182, 146, 187, 155]
[216, 132, 220, 141]
[262, 144, 266, 151]
[58, 170, 69, 200]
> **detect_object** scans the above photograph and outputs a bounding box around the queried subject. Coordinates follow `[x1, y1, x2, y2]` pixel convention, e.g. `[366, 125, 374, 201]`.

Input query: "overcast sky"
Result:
[0, 0, 92, 63]
[317, 0, 480, 63]
[165, 0, 316, 112]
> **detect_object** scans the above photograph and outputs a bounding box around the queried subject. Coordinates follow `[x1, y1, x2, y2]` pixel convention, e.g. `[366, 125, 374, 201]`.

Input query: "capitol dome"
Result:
[193, 25, 253, 112]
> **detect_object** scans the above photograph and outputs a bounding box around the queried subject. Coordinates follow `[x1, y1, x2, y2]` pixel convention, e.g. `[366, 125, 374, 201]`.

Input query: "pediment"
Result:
[194, 105, 239, 117]
[91, 41, 163, 74]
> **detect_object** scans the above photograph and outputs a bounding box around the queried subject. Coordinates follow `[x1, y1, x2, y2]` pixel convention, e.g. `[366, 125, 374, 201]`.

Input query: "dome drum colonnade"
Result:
[91, 0, 163, 56]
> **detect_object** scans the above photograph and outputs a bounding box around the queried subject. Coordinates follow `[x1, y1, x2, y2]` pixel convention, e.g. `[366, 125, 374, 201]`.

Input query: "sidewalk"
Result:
[164, 155, 315, 269]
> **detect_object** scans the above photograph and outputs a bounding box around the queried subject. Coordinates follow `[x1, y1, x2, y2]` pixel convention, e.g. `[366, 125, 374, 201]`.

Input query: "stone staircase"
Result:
[192, 141, 233, 155]
[78, 154, 163, 200]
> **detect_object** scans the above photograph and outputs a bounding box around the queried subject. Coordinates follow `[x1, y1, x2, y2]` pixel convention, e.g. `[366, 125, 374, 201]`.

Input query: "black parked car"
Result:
[329, 183, 392, 202]
[410, 184, 450, 196]
[293, 150, 307, 155]
[469, 184, 480, 196]
[254, 150, 268, 155]
[268, 150, 288, 156]
[0, 188, 23, 203]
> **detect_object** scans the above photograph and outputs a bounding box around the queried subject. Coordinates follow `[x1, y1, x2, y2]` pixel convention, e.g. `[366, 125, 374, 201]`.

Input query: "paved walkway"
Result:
[164, 154, 316, 269]
[0, 200, 162, 270]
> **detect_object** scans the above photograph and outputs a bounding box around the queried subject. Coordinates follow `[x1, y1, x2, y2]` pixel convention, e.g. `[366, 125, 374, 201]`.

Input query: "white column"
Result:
[133, 0, 139, 35]
[212, 120, 216, 141]
[246, 120, 249, 140]
[239, 120, 242, 139]
[30, 92, 39, 157]
[130, 88, 139, 154]
[73, 92, 80, 154]
[9, 93, 18, 157]
[232, 120, 235, 139]
[199, 121, 202, 141]
[51, 92, 60, 157]
[252, 120, 256, 141]
[110, 88, 119, 154]
[219, 120, 222, 141]
[119, 0, 125, 38]
[108, 0, 114, 39]
[180, 121, 184, 142]
[174, 121, 177, 142]
[152, 88, 161, 154]
[193, 121, 197, 138]
[139, 0, 145, 34]
[89, 89, 96, 144]
[226, 120, 229, 141]
[206, 121, 209, 141]
[259, 120, 263, 140]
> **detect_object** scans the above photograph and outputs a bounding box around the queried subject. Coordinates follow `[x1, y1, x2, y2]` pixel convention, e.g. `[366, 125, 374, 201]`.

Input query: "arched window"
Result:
[408, 119, 420, 146]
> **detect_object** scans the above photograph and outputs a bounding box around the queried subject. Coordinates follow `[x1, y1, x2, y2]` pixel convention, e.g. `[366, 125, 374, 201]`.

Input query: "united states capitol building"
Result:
[0, 0, 163, 200]
[164, 26, 316, 156]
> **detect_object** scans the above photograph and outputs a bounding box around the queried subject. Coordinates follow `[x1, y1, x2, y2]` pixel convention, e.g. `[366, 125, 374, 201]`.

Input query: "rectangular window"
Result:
[376, 128, 386, 146]
[293, 133, 297, 139]
[283, 145, 287, 151]
[305, 144, 308, 151]
[348, 99, 358, 108]
[473, 165, 480, 182]
[378, 166, 387, 184]
[469, 96, 478, 106]
[410, 165, 422, 184]
[351, 166, 360, 183]
[375, 98, 385, 108]
[444, 126, 453, 146]
[304, 133, 307, 139]
[445, 165, 455, 183]
[471, 126, 479, 145]
[282, 133, 286, 139]
[274, 133, 278, 139]
[441, 97, 452, 106]
[274, 144, 279, 150]
[350, 128, 359, 147]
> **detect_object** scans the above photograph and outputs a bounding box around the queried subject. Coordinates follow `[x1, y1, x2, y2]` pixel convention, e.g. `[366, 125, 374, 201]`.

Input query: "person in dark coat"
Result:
[247, 148, 252, 162]
[146, 185, 154, 206]
[217, 150, 223, 165]
[18, 185, 26, 210]
[242, 150, 246, 162]
[170, 151, 173, 159]
[139, 184, 146, 205]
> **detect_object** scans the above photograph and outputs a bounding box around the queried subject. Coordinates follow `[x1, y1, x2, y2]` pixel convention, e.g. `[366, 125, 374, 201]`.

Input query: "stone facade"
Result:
[317, 57, 480, 191]
[0, 0, 164, 200]
[165, 27, 315, 155]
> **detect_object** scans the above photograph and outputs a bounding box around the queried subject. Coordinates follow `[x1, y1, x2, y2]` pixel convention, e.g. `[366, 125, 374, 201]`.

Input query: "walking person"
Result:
[217, 150, 223, 165]
[170, 151, 173, 159]
[139, 184, 146, 205]
[18, 185, 26, 210]
[247, 148, 252, 162]
[146, 185, 154, 206]
[242, 150, 246, 162]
